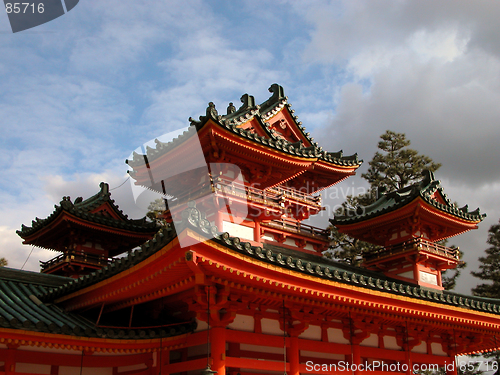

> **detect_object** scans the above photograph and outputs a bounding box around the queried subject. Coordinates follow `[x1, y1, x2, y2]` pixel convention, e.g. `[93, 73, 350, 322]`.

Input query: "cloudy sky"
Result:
[1, 0, 499, 295]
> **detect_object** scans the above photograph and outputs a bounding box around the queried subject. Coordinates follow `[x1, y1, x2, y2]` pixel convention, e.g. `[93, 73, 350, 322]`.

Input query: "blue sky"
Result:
[2, 0, 500, 294]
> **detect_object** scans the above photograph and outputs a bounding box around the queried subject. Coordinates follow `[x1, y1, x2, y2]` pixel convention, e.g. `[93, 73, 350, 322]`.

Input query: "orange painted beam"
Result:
[0, 348, 151, 368]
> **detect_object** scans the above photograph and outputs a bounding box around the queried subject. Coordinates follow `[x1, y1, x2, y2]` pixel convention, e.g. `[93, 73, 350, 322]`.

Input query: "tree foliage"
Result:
[472, 220, 500, 297]
[0, 257, 7, 267]
[146, 198, 167, 226]
[468, 220, 500, 372]
[327, 193, 378, 266]
[440, 245, 466, 291]
[328, 130, 445, 273]
[415, 366, 484, 375]
[362, 130, 441, 191]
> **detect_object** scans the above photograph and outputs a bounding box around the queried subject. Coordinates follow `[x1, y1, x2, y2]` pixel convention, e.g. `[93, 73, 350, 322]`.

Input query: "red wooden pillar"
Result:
[446, 356, 457, 375]
[404, 347, 412, 375]
[180, 348, 188, 375]
[352, 344, 361, 375]
[215, 211, 224, 232]
[162, 349, 170, 375]
[228, 342, 241, 373]
[287, 336, 300, 375]
[211, 326, 226, 375]
[413, 263, 420, 283]
[50, 365, 59, 375]
[5, 345, 17, 375]
[254, 221, 261, 242]
[437, 270, 443, 288]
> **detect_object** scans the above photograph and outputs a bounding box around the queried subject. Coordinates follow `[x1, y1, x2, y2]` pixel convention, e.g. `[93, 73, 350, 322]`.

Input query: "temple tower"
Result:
[17, 182, 158, 278]
[126, 84, 362, 255]
[332, 170, 485, 289]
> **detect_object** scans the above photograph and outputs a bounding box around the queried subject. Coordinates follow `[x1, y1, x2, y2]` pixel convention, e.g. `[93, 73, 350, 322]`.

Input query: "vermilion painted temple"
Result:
[2, 84, 500, 375]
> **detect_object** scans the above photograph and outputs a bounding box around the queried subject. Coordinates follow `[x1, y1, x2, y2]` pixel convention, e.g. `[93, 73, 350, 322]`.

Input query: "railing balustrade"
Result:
[261, 219, 329, 239]
[213, 177, 321, 208]
[364, 238, 460, 261]
[40, 251, 113, 271]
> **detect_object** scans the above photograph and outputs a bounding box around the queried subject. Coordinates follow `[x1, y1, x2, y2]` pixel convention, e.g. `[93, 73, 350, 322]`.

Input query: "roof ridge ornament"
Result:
[239, 93, 256, 111]
[259, 83, 285, 113]
[99, 182, 110, 196]
[421, 169, 435, 187]
[226, 102, 236, 115]
[60, 196, 73, 210]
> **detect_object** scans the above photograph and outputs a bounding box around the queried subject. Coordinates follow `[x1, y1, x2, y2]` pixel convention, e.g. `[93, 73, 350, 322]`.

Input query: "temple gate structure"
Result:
[1, 84, 499, 375]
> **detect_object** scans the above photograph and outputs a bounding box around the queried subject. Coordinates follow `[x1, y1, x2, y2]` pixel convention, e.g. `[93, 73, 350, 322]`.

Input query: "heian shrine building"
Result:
[2, 84, 500, 375]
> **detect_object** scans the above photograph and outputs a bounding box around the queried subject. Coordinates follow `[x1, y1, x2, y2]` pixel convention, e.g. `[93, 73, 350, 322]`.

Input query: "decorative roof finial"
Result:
[99, 182, 109, 195]
[227, 102, 236, 115]
[239, 94, 255, 111]
[421, 170, 435, 186]
[206, 102, 218, 119]
[268, 83, 285, 100]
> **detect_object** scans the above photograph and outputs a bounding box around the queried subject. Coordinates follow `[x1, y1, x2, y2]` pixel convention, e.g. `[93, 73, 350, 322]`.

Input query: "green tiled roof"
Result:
[17, 182, 158, 240]
[44, 202, 499, 317]
[0, 267, 195, 339]
[126, 84, 362, 172]
[332, 170, 486, 225]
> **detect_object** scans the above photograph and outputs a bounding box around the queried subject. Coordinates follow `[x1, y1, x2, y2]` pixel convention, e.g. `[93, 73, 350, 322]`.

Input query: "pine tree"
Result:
[146, 198, 167, 226]
[472, 221, 500, 297]
[415, 366, 484, 375]
[328, 130, 443, 270]
[461, 221, 500, 375]
[362, 130, 441, 191]
[0, 257, 7, 267]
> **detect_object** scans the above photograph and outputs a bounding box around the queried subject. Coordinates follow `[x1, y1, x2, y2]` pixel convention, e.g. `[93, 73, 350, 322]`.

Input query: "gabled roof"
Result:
[17, 182, 158, 249]
[42, 202, 499, 318]
[126, 84, 362, 171]
[0, 267, 194, 339]
[332, 170, 486, 226]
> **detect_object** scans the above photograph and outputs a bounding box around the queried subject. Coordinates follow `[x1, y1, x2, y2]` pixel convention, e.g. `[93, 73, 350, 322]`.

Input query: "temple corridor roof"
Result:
[41, 203, 500, 318]
[0, 267, 195, 339]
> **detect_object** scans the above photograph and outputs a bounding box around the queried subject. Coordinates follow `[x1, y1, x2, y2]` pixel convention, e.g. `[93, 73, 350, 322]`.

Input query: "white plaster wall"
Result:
[431, 342, 448, 356]
[284, 238, 296, 247]
[188, 344, 207, 357]
[222, 221, 254, 241]
[412, 341, 427, 354]
[299, 325, 321, 340]
[384, 336, 400, 350]
[400, 270, 414, 279]
[420, 271, 438, 285]
[261, 234, 274, 241]
[227, 314, 254, 332]
[15, 363, 51, 374]
[327, 328, 350, 344]
[304, 243, 315, 251]
[117, 364, 148, 373]
[361, 333, 378, 348]
[261, 318, 282, 335]
[195, 318, 208, 332]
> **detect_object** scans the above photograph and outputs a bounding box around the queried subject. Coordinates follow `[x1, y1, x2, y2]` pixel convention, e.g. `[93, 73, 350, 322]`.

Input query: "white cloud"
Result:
[408, 28, 469, 64]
